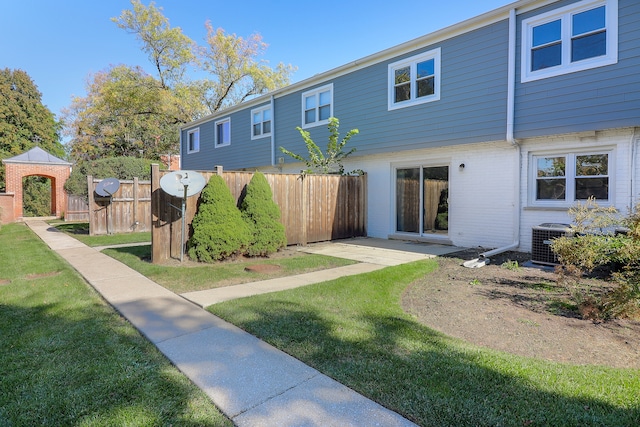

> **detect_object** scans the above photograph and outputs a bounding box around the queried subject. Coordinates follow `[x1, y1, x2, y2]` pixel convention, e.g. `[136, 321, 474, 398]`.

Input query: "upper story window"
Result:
[388, 48, 441, 111]
[532, 151, 611, 205]
[521, 0, 618, 83]
[187, 128, 199, 153]
[215, 118, 231, 148]
[251, 106, 272, 140]
[302, 84, 333, 128]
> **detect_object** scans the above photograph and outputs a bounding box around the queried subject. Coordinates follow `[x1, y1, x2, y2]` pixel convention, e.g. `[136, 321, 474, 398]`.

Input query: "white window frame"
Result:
[301, 83, 333, 129]
[529, 149, 613, 207]
[388, 48, 441, 111]
[251, 105, 272, 140]
[521, 0, 618, 83]
[186, 128, 199, 154]
[215, 117, 231, 148]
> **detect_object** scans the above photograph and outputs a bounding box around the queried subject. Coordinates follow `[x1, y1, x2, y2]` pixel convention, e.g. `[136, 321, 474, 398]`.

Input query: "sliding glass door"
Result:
[396, 165, 449, 235]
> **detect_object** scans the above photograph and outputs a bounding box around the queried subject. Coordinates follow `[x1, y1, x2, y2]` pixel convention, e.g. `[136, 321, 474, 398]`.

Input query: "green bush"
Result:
[188, 175, 252, 262]
[551, 198, 640, 320]
[64, 157, 153, 197]
[240, 172, 287, 257]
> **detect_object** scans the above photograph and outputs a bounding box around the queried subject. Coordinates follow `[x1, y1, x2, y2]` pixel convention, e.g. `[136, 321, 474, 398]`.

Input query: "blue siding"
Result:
[514, 0, 640, 139]
[276, 20, 510, 165]
[182, 102, 273, 171]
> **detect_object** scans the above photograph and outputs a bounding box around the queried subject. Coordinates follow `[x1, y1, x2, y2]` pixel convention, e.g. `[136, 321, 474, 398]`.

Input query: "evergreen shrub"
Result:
[240, 172, 287, 256]
[188, 175, 252, 262]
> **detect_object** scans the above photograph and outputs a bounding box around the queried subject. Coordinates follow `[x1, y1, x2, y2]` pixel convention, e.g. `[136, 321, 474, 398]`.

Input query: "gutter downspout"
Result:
[630, 127, 638, 210]
[465, 8, 520, 267]
[270, 95, 276, 168]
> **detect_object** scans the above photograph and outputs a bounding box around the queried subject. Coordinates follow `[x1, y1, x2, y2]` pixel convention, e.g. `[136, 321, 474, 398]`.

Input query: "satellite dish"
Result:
[160, 170, 206, 198]
[95, 177, 120, 197]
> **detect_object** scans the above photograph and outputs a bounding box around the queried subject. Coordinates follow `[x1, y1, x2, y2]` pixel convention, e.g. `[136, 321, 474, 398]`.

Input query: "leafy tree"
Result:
[22, 176, 51, 217]
[112, 0, 195, 90]
[279, 117, 360, 175]
[199, 22, 296, 113]
[240, 172, 287, 256]
[188, 175, 252, 262]
[0, 68, 64, 190]
[65, 1, 295, 161]
[64, 65, 196, 161]
[64, 157, 154, 197]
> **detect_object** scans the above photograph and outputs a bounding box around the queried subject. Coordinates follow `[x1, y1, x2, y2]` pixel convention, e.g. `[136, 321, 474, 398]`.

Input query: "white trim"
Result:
[187, 128, 200, 154]
[251, 105, 272, 140]
[301, 84, 333, 129]
[388, 48, 441, 111]
[527, 148, 614, 207]
[520, 0, 618, 83]
[215, 118, 231, 148]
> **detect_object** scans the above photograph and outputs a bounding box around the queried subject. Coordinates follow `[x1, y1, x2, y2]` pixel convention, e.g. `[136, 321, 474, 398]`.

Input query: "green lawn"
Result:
[0, 223, 231, 426]
[102, 245, 355, 294]
[53, 221, 151, 247]
[209, 261, 640, 427]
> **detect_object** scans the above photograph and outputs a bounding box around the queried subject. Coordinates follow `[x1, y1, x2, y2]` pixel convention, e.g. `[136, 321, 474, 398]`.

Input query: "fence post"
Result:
[133, 176, 139, 229]
[151, 164, 165, 263]
[301, 174, 308, 246]
[87, 175, 95, 235]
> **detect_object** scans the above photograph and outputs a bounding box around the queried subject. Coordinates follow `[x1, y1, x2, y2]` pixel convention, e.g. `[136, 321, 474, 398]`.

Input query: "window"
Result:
[301, 84, 333, 128]
[388, 48, 441, 110]
[251, 106, 272, 139]
[521, 0, 618, 82]
[215, 118, 231, 147]
[187, 128, 199, 153]
[533, 152, 610, 204]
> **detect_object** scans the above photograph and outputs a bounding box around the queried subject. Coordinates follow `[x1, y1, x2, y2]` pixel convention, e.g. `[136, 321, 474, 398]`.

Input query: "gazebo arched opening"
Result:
[1, 147, 71, 221]
[22, 174, 55, 217]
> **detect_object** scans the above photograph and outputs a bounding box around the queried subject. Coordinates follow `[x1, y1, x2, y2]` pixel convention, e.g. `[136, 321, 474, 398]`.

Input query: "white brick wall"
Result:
[275, 127, 639, 253]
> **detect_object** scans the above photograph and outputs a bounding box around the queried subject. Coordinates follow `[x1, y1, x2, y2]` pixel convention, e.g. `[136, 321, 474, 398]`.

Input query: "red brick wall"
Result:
[4, 163, 71, 220]
[0, 193, 15, 224]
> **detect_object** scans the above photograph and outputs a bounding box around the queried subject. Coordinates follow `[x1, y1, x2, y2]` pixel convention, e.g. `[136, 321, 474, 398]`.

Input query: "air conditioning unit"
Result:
[531, 223, 572, 265]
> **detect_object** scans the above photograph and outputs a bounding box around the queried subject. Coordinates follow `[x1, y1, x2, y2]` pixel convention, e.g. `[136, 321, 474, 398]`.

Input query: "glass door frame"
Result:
[392, 161, 451, 239]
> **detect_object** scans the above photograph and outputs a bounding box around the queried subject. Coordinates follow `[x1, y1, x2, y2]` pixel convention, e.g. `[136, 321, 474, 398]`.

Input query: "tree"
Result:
[63, 65, 197, 161]
[279, 117, 360, 175]
[0, 68, 64, 190]
[188, 175, 252, 262]
[198, 22, 296, 113]
[65, 0, 295, 160]
[64, 157, 154, 198]
[112, 0, 195, 90]
[240, 172, 287, 256]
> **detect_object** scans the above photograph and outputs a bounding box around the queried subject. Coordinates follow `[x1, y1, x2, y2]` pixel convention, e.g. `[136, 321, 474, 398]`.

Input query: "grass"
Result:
[209, 260, 640, 427]
[102, 245, 356, 294]
[53, 221, 151, 247]
[52, 221, 355, 294]
[0, 223, 231, 426]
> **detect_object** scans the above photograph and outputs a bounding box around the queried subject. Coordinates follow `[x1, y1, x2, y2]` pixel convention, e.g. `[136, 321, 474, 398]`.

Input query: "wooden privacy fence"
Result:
[151, 164, 367, 263]
[87, 176, 152, 235]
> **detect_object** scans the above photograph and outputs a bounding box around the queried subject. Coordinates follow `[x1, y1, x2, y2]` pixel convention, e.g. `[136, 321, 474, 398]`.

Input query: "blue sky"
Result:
[1, 0, 510, 121]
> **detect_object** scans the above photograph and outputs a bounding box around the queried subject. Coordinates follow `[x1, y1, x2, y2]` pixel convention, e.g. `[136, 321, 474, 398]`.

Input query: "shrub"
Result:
[64, 157, 154, 197]
[240, 172, 287, 257]
[187, 175, 252, 262]
[551, 198, 640, 320]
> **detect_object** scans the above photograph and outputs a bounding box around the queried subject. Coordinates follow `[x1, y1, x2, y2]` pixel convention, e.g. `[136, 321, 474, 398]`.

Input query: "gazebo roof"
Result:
[2, 146, 72, 166]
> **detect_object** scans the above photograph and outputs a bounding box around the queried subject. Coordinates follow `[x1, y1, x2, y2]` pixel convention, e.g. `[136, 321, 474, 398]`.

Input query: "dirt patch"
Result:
[402, 249, 640, 369]
[245, 264, 282, 273]
[26, 271, 61, 280]
[0, 279, 11, 286]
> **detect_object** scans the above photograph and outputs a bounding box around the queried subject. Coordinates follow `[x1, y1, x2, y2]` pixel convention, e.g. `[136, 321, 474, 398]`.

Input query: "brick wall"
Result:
[4, 163, 71, 220]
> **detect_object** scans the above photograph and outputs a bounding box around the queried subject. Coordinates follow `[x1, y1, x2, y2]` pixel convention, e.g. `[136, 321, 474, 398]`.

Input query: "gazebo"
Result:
[1, 147, 72, 221]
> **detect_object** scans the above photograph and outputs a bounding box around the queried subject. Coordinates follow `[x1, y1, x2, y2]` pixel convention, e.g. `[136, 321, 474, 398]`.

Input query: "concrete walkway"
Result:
[25, 220, 461, 427]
